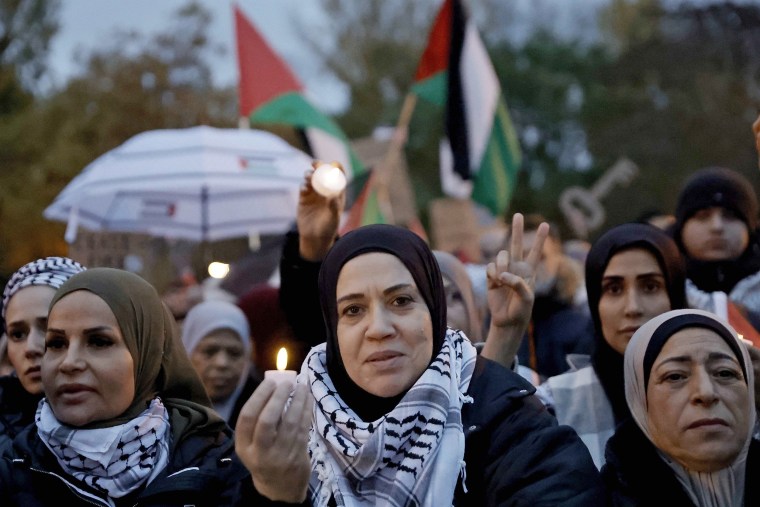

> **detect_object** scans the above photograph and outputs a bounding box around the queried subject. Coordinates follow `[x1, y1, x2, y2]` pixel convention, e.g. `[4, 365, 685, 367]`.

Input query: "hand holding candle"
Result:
[265, 347, 297, 387]
[310, 161, 347, 198]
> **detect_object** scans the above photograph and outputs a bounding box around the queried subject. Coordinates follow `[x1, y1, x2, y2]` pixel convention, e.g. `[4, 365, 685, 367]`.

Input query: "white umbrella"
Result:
[44, 126, 312, 242]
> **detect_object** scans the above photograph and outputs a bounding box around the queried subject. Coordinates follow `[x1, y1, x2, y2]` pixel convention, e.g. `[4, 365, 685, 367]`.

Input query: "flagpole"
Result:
[375, 93, 419, 225]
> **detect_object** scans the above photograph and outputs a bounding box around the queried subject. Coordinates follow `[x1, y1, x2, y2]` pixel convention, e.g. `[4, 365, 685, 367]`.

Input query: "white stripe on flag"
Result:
[461, 21, 500, 173]
[305, 127, 353, 178]
[439, 138, 472, 199]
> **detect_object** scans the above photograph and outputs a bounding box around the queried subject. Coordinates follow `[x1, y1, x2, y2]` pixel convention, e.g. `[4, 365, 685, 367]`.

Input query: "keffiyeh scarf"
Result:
[2, 256, 85, 332]
[303, 328, 477, 507]
[36, 397, 171, 498]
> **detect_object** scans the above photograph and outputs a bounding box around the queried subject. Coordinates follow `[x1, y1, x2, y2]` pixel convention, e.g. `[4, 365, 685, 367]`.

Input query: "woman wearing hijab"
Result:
[181, 299, 259, 427]
[0, 268, 254, 506]
[236, 224, 605, 506]
[0, 257, 85, 445]
[536, 223, 688, 469]
[603, 309, 760, 506]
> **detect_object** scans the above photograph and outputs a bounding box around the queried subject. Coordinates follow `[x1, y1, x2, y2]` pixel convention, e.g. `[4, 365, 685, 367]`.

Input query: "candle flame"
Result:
[276, 347, 288, 371]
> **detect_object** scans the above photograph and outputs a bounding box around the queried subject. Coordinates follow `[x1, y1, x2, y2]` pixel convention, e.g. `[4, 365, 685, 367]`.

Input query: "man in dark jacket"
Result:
[515, 215, 594, 380]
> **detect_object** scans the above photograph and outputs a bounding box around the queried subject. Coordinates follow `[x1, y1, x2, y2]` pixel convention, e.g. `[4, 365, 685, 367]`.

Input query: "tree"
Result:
[489, 32, 611, 231]
[299, 0, 439, 137]
[297, 0, 760, 243]
[0, 0, 61, 272]
[299, 0, 611, 233]
[0, 0, 60, 96]
[584, 0, 760, 237]
[0, 1, 237, 274]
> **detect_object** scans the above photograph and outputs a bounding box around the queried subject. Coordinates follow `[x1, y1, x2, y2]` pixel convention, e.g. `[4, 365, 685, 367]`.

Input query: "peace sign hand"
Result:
[481, 213, 549, 368]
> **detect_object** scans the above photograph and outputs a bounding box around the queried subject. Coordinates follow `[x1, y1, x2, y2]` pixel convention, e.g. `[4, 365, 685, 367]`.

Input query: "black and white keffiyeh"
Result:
[36, 397, 170, 498]
[2, 256, 86, 332]
[302, 328, 477, 507]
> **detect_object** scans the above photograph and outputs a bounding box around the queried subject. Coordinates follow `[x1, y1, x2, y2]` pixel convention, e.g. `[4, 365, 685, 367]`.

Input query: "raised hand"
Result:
[297, 161, 346, 261]
[480, 213, 549, 368]
[235, 380, 314, 502]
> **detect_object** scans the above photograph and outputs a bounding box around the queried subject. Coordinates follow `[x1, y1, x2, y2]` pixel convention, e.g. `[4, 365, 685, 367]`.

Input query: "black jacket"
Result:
[228, 373, 260, 430]
[516, 292, 594, 379]
[602, 419, 760, 506]
[275, 230, 606, 505]
[456, 355, 607, 506]
[0, 405, 255, 506]
[279, 229, 327, 348]
[0, 376, 41, 447]
[252, 356, 607, 506]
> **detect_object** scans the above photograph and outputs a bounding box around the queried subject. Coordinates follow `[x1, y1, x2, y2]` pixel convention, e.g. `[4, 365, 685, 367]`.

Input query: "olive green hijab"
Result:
[48, 268, 219, 428]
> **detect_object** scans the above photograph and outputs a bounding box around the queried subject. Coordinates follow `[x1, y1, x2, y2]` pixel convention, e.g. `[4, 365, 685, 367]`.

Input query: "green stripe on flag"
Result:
[250, 92, 347, 141]
[411, 71, 448, 107]
[471, 97, 522, 216]
[361, 188, 387, 225]
[250, 91, 367, 177]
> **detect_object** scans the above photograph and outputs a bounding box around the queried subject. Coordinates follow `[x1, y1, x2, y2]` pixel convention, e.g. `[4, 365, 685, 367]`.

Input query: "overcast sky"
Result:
[48, 0, 349, 111]
[52, 0, 733, 114]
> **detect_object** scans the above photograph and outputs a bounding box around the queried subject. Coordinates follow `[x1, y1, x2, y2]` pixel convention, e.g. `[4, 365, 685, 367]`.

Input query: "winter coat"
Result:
[278, 229, 329, 370]
[516, 293, 594, 380]
[602, 419, 760, 506]
[516, 255, 594, 380]
[0, 376, 40, 448]
[0, 405, 254, 507]
[251, 356, 607, 506]
[455, 356, 607, 506]
[228, 374, 260, 429]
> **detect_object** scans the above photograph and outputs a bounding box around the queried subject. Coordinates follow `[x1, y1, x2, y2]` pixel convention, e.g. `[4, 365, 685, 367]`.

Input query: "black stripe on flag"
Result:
[445, 0, 471, 181]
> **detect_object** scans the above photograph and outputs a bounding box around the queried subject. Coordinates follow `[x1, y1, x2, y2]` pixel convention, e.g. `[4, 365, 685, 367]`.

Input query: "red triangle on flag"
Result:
[234, 5, 303, 118]
[413, 0, 453, 82]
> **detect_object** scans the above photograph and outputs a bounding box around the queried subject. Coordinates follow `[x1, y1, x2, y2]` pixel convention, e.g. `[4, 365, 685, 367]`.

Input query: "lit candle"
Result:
[311, 162, 347, 198]
[265, 347, 297, 386]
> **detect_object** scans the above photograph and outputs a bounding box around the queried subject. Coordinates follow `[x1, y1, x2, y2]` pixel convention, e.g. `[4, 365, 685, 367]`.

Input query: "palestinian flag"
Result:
[339, 169, 386, 234]
[234, 5, 364, 178]
[411, 0, 521, 217]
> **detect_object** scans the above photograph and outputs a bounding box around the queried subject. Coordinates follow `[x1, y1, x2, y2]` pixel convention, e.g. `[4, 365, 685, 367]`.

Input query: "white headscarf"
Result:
[180, 300, 252, 421]
[624, 308, 756, 507]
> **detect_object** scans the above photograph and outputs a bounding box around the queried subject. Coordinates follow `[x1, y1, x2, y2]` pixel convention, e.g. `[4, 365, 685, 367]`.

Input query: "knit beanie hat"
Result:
[674, 167, 758, 234]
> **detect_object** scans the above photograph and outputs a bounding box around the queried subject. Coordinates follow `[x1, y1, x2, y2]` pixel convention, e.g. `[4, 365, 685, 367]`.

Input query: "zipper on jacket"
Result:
[29, 466, 113, 507]
[166, 466, 200, 478]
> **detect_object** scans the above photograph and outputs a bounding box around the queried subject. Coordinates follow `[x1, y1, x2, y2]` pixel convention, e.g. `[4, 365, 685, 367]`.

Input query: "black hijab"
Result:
[585, 223, 686, 423]
[318, 224, 446, 421]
